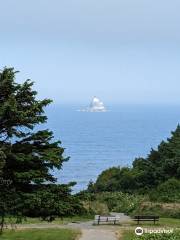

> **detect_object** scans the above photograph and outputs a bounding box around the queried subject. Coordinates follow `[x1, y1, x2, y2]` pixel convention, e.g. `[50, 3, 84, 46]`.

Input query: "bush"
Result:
[92, 167, 137, 193]
[96, 192, 144, 214]
[150, 179, 180, 203]
[23, 184, 86, 220]
[83, 200, 109, 215]
[91, 126, 180, 196]
[78, 191, 144, 215]
[131, 232, 180, 240]
[131, 202, 180, 219]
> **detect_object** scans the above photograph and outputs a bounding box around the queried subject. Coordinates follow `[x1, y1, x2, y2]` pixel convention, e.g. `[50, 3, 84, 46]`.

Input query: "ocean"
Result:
[45, 104, 180, 192]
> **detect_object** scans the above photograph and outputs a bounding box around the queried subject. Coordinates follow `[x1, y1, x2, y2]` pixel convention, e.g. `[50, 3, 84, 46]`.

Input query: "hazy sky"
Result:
[0, 0, 180, 104]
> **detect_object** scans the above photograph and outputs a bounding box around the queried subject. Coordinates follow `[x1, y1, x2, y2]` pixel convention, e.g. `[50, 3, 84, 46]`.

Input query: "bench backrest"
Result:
[94, 215, 119, 221]
[134, 216, 159, 219]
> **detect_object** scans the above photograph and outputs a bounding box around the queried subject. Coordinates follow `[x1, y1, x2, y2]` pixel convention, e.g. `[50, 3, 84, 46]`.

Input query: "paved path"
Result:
[79, 228, 117, 240]
[15, 222, 119, 240]
[68, 213, 131, 240]
[14, 213, 131, 240]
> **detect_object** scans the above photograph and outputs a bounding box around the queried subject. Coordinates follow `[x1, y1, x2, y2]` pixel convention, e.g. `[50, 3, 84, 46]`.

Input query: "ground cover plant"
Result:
[121, 230, 180, 240]
[0, 229, 80, 240]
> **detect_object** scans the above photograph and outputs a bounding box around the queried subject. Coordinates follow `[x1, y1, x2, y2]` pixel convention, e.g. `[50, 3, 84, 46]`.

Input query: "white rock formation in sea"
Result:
[79, 96, 107, 112]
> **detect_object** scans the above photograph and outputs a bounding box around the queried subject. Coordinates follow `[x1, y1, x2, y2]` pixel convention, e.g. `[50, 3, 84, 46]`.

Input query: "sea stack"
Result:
[86, 96, 107, 112]
[78, 96, 107, 112]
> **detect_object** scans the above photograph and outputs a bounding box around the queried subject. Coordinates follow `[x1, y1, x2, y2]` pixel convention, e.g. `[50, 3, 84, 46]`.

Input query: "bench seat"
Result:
[133, 215, 159, 224]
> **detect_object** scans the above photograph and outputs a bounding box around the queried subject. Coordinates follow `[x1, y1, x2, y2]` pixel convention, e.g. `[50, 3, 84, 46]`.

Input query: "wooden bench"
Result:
[94, 215, 120, 225]
[133, 215, 159, 224]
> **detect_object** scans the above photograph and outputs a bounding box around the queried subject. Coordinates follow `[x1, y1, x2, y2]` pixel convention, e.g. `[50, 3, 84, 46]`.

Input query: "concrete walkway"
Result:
[79, 228, 117, 240]
[68, 213, 131, 240]
[14, 213, 131, 240]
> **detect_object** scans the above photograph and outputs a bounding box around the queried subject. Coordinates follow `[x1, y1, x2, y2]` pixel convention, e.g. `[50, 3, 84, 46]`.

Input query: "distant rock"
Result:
[79, 96, 107, 112]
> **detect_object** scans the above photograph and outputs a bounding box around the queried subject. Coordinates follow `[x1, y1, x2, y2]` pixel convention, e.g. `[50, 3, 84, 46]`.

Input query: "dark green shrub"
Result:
[150, 179, 180, 203]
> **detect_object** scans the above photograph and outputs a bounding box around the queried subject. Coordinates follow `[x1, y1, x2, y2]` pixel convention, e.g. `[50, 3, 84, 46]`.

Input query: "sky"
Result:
[0, 0, 180, 105]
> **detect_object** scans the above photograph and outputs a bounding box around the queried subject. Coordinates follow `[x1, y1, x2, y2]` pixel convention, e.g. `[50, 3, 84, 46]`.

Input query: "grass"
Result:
[54, 215, 93, 224]
[126, 218, 180, 228]
[5, 215, 93, 225]
[121, 230, 134, 240]
[0, 229, 80, 240]
[120, 218, 180, 240]
[158, 218, 180, 227]
[121, 229, 180, 240]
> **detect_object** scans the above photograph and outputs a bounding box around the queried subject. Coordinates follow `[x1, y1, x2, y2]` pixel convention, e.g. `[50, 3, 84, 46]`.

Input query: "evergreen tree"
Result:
[0, 68, 67, 188]
[92, 125, 180, 194]
[0, 67, 82, 228]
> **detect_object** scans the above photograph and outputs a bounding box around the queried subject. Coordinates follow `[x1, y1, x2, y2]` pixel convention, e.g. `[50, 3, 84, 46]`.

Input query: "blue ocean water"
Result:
[45, 104, 180, 192]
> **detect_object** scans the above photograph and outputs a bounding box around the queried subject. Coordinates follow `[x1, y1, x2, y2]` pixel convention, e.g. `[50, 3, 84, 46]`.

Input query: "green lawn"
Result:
[53, 215, 93, 224]
[120, 218, 180, 240]
[121, 230, 180, 240]
[0, 229, 80, 240]
[5, 215, 93, 225]
[121, 230, 134, 240]
[128, 217, 180, 228]
[159, 218, 180, 227]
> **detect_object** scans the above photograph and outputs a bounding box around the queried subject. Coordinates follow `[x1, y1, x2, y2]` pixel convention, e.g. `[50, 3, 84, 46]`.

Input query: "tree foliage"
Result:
[90, 125, 180, 201]
[0, 67, 83, 228]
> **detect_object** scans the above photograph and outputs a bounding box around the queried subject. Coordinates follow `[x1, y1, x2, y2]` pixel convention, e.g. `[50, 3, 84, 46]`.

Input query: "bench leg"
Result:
[98, 216, 100, 225]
